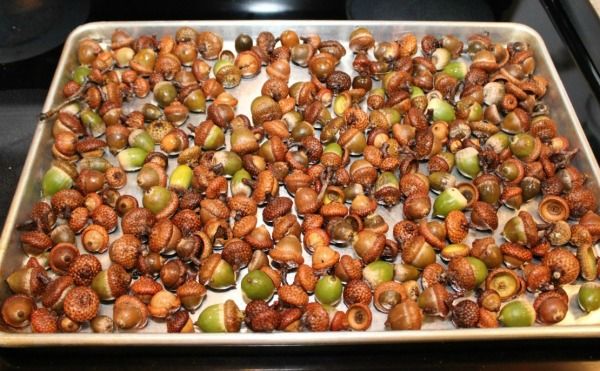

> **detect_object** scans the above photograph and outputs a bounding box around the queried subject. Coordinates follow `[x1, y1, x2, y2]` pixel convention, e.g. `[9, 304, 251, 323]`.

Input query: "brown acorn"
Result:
[91, 204, 119, 233]
[343, 279, 372, 306]
[452, 300, 480, 328]
[543, 247, 580, 285]
[160, 259, 188, 291]
[41, 276, 74, 312]
[278, 284, 309, 308]
[294, 264, 318, 293]
[522, 264, 552, 292]
[148, 289, 181, 318]
[302, 302, 330, 332]
[68, 254, 102, 286]
[109, 234, 142, 270]
[386, 300, 423, 330]
[533, 289, 569, 325]
[81, 224, 109, 253]
[6, 266, 48, 297]
[222, 238, 253, 270]
[470, 201, 499, 231]
[121, 207, 156, 237]
[445, 210, 469, 243]
[1, 294, 36, 328]
[130, 276, 163, 304]
[51, 189, 84, 217]
[334, 255, 363, 283]
[20, 230, 53, 256]
[245, 300, 280, 333]
[171, 209, 202, 236]
[149, 218, 182, 255]
[401, 236, 436, 269]
[31, 308, 58, 333]
[374, 281, 409, 313]
[113, 294, 149, 330]
[352, 230, 385, 264]
[176, 280, 207, 311]
[91, 264, 131, 301]
[63, 286, 100, 322]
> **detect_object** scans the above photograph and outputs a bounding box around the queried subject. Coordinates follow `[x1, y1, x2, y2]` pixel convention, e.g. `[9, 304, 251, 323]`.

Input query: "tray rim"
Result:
[1, 20, 599, 347]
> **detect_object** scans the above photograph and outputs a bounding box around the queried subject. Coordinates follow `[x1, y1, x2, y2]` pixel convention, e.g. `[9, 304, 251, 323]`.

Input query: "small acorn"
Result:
[362, 260, 394, 289]
[447, 256, 488, 292]
[176, 280, 207, 311]
[386, 300, 423, 330]
[198, 253, 237, 290]
[498, 300, 535, 327]
[1, 294, 36, 328]
[195, 300, 244, 333]
[432, 187, 467, 218]
[6, 266, 48, 297]
[91, 264, 131, 301]
[91, 315, 114, 333]
[578, 282, 600, 313]
[63, 286, 100, 323]
[113, 295, 149, 330]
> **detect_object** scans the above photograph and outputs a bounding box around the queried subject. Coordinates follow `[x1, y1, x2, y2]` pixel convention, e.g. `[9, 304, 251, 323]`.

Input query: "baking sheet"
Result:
[1, 20, 599, 346]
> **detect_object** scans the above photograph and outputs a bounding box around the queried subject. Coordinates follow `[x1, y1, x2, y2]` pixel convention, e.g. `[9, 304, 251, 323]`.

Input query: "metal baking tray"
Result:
[1, 20, 600, 347]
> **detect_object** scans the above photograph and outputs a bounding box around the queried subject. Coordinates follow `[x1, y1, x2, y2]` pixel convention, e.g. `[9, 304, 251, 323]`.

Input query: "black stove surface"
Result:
[0, 0, 599, 370]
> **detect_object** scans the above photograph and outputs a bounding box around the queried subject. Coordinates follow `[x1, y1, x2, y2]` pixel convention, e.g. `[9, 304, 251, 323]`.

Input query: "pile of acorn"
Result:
[5, 25, 600, 334]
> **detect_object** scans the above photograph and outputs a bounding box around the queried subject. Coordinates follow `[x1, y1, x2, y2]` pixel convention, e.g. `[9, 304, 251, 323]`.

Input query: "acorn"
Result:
[31, 308, 58, 333]
[314, 275, 343, 306]
[68, 254, 102, 286]
[485, 268, 522, 301]
[6, 266, 48, 297]
[160, 259, 188, 291]
[346, 303, 373, 331]
[117, 147, 148, 171]
[1, 294, 36, 328]
[373, 281, 408, 314]
[128, 128, 155, 153]
[578, 282, 600, 313]
[473, 174, 501, 205]
[58, 314, 81, 333]
[501, 211, 538, 247]
[352, 230, 386, 264]
[195, 300, 244, 333]
[109, 234, 142, 270]
[418, 283, 450, 317]
[386, 300, 423, 330]
[91, 315, 114, 333]
[269, 235, 304, 269]
[63, 286, 100, 323]
[543, 247, 580, 285]
[169, 164, 193, 192]
[142, 186, 178, 218]
[91, 264, 131, 301]
[401, 236, 436, 269]
[373, 171, 401, 207]
[362, 260, 394, 289]
[137, 162, 167, 190]
[452, 300, 480, 328]
[20, 230, 53, 257]
[130, 276, 162, 304]
[81, 224, 109, 253]
[432, 187, 467, 218]
[343, 279, 372, 306]
[41, 276, 74, 312]
[534, 290, 568, 324]
[176, 280, 207, 312]
[245, 300, 280, 333]
[498, 300, 535, 327]
[148, 289, 181, 318]
[241, 270, 276, 302]
[113, 295, 149, 330]
[455, 147, 481, 179]
[447, 256, 488, 292]
[164, 310, 194, 333]
[578, 244, 598, 281]
[48, 242, 78, 275]
[198, 253, 237, 290]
